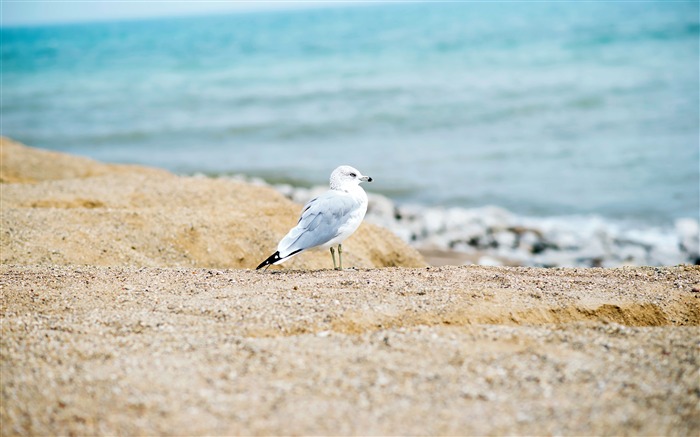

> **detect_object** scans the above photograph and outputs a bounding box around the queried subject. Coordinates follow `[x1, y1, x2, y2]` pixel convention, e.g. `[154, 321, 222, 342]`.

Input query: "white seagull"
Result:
[256, 165, 373, 270]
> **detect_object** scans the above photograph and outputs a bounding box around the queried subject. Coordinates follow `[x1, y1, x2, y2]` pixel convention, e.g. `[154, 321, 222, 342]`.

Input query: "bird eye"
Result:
[349, 172, 356, 177]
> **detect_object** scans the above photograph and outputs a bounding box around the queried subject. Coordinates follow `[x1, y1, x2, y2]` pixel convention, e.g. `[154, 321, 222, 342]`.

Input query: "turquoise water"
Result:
[2, 2, 698, 224]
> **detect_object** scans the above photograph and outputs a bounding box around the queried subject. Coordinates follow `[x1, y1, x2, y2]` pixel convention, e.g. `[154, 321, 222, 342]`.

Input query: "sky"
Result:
[0, 0, 366, 26]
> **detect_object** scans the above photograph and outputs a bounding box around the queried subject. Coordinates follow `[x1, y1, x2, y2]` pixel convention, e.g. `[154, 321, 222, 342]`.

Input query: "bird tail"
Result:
[256, 248, 305, 270]
[256, 251, 282, 270]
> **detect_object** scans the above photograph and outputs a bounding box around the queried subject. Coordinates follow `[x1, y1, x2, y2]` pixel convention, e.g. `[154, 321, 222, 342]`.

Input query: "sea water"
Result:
[2, 1, 698, 228]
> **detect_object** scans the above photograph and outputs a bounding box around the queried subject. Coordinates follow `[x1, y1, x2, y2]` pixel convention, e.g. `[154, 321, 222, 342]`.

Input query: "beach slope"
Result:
[0, 138, 425, 270]
[1, 138, 699, 435]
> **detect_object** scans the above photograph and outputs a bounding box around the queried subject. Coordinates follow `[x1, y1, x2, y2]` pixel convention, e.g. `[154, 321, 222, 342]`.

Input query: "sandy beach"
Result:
[2, 139, 699, 435]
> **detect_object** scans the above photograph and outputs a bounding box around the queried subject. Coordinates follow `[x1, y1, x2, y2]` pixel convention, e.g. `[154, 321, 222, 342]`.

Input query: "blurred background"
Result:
[2, 0, 698, 266]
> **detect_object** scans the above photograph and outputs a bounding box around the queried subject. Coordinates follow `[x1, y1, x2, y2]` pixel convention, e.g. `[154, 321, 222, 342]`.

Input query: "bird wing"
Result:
[277, 191, 358, 257]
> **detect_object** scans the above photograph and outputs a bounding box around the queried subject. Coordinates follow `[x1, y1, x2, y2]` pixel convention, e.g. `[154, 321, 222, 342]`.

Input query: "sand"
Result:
[0, 138, 425, 271]
[1, 138, 699, 436]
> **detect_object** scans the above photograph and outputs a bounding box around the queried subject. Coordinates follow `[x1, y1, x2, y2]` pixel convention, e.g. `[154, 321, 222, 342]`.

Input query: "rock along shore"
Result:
[250, 177, 699, 268]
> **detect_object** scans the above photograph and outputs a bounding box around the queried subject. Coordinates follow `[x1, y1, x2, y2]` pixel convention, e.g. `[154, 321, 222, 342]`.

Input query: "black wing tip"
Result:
[256, 251, 281, 270]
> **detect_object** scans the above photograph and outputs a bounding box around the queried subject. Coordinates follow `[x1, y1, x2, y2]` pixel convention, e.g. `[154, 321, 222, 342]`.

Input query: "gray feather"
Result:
[278, 191, 359, 257]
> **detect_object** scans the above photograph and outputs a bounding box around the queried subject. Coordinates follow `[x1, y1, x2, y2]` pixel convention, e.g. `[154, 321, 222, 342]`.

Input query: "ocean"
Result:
[3, 1, 699, 227]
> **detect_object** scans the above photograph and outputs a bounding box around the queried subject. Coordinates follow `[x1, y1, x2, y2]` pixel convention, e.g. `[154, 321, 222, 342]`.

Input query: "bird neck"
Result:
[331, 184, 367, 197]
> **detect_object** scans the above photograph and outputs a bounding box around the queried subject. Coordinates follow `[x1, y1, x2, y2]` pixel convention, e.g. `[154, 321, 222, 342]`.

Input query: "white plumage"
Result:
[256, 165, 372, 270]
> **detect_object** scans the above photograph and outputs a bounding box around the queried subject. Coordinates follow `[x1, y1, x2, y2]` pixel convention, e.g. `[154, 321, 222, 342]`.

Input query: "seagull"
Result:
[256, 165, 373, 270]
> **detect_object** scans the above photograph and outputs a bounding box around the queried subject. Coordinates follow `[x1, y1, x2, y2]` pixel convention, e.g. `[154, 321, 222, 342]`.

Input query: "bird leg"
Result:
[337, 244, 343, 270]
[330, 247, 337, 270]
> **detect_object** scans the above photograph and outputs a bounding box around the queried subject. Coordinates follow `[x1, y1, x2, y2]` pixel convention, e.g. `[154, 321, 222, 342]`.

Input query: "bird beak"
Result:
[360, 175, 372, 182]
